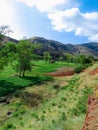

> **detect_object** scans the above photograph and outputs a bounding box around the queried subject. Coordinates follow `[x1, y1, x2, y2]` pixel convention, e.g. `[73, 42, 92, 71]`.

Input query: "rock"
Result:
[0, 97, 7, 103]
[7, 111, 12, 116]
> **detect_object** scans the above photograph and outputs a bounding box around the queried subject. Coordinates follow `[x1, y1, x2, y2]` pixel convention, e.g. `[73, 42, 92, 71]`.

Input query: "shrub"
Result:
[74, 63, 92, 73]
[3, 123, 16, 130]
[74, 65, 86, 73]
[61, 112, 67, 121]
[13, 111, 19, 117]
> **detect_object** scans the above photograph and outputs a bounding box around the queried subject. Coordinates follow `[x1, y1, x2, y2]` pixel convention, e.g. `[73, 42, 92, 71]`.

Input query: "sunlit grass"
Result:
[0, 60, 96, 130]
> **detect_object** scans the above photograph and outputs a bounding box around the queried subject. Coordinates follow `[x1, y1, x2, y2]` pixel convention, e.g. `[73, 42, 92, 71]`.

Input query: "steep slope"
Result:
[29, 37, 98, 58]
[82, 67, 98, 130]
[0, 35, 18, 43]
[82, 42, 98, 52]
[1, 36, 98, 58]
[75, 44, 98, 56]
[82, 93, 98, 130]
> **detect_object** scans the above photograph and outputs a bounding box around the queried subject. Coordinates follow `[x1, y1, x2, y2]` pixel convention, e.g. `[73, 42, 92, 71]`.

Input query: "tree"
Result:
[15, 39, 41, 77]
[0, 25, 13, 37]
[59, 56, 64, 62]
[15, 40, 33, 77]
[43, 52, 52, 63]
[65, 53, 73, 63]
[0, 25, 13, 71]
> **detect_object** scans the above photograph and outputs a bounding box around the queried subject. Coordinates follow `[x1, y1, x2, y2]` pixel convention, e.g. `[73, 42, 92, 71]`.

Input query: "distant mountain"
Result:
[29, 37, 98, 58]
[1, 36, 98, 59]
[0, 35, 18, 43]
[81, 42, 98, 53]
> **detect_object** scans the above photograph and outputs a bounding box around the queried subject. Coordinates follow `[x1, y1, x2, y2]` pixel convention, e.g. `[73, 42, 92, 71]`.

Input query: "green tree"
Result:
[43, 52, 52, 63]
[66, 53, 73, 63]
[0, 25, 13, 71]
[59, 56, 64, 62]
[77, 55, 93, 64]
[15, 40, 33, 77]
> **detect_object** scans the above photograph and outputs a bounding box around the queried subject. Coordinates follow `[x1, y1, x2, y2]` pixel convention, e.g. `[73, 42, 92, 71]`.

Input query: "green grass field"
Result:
[0, 60, 77, 97]
[0, 60, 94, 130]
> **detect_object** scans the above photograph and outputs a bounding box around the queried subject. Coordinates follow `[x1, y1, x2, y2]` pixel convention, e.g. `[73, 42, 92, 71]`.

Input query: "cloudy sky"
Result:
[0, 0, 98, 44]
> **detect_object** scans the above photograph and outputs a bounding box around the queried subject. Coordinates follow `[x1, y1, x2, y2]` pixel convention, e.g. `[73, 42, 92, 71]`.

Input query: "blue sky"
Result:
[0, 0, 98, 44]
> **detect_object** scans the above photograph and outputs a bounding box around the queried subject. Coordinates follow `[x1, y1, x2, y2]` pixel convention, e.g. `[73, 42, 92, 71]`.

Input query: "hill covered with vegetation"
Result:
[0, 60, 98, 130]
[29, 37, 98, 58]
[0, 26, 98, 130]
[1, 34, 98, 59]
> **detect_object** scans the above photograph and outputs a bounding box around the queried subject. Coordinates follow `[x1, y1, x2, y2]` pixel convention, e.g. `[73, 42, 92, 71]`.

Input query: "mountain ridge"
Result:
[29, 36, 98, 58]
[2, 36, 98, 58]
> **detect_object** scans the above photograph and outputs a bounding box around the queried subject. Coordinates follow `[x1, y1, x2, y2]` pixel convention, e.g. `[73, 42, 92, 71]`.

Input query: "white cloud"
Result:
[0, 0, 24, 39]
[17, 0, 65, 12]
[48, 8, 98, 41]
[17, 0, 98, 41]
[17, 0, 79, 12]
[1, 0, 98, 41]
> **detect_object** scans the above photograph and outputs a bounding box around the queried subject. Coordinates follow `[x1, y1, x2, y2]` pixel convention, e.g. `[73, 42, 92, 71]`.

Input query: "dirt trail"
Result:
[82, 88, 98, 130]
[46, 66, 75, 77]
[82, 68, 98, 130]
[89, 68, 98, 75]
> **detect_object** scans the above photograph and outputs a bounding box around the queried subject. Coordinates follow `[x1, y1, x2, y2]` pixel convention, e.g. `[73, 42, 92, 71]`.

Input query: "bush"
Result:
[74, 63, 92, 73]
[74, 65, 87, 73]
[74, 66, 84, 73]
[3, 123, 16, 130]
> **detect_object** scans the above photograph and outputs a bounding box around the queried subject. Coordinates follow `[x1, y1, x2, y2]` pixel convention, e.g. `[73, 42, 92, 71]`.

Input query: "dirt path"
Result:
[82, 88, 98, 130]
[46, 66, 75, 77]
[89, 68, 98, 75]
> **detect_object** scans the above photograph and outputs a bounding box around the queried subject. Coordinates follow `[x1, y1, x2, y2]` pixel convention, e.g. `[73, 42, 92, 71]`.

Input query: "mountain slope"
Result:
[29, 37, 98, 58]
[1, 36, 98, 58]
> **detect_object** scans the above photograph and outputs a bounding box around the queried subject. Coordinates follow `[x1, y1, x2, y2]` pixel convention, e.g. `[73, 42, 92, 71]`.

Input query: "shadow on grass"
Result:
[20, 91, 43, 107]
[0, 76, 53, 97]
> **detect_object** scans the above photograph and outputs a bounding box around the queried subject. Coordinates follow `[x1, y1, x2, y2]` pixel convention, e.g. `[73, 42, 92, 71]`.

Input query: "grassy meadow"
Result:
[0, 60, 96, 130]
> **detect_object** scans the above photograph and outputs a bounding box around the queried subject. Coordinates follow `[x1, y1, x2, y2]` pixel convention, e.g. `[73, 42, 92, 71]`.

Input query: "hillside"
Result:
[1, 36, 98, 58]
[1, 60, 98, 130]
[0, 35, 18, 44]
[29, 37, 98, 58]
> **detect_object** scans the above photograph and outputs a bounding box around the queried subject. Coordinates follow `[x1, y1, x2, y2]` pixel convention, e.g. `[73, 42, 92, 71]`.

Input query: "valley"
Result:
[0, 60, 97, 130]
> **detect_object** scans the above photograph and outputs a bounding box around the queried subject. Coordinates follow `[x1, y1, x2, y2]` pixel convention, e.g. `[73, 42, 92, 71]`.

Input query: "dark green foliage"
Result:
[74, 64, 92, 73]
[77, 55, 93, 64]
[3, 123, 15, 130]
[74, 65, 86, 73]
[15, 40, 40, 77]
[74, 55, 93, 73]
[13, 111, 19, 117]
[61, 112, 66, 121]
[16, 40, 33, 77]
[0, 76, 53, 97]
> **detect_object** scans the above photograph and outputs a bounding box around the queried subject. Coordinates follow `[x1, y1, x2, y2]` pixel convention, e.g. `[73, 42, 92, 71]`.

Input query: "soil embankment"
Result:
[82, 67, 98, 130]
[89, 68, 98, 75]
[82, 88, 98, 130]
[46, 66, 75, 77]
